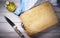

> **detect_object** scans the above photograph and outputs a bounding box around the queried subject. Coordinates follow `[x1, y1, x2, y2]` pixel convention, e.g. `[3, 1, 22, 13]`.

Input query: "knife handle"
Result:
[13, 26, 24, 38]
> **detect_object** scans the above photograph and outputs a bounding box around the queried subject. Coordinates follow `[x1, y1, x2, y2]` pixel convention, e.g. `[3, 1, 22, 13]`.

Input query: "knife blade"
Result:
[4, 16, 15, 27]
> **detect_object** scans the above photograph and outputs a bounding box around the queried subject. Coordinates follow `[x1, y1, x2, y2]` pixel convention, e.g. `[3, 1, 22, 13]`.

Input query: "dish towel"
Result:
[14, 0, 37, 16]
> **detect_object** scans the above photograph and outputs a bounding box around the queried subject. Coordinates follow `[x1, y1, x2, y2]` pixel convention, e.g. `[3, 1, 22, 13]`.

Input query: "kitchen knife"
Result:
[4, 16, 30, 38]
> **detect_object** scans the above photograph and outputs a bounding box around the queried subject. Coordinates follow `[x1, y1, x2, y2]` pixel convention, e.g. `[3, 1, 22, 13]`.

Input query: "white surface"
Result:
[50, 0, 57, 6]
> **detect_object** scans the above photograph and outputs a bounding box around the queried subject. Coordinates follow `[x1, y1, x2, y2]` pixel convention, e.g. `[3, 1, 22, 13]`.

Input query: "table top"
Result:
[0, 0, 60, 38]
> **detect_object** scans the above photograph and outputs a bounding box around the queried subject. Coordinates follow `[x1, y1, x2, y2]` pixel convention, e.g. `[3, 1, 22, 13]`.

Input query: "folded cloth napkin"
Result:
[14, 0, 37, 16]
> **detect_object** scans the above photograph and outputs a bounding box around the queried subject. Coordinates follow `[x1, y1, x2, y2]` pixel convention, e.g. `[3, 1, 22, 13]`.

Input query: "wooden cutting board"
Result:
[20, 2, 58, 36]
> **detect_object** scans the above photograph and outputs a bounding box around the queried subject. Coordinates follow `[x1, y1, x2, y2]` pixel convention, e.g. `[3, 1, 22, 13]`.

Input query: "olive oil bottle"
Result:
[5, 1, 16, 12]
